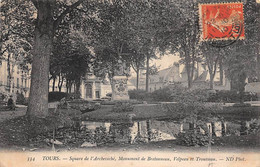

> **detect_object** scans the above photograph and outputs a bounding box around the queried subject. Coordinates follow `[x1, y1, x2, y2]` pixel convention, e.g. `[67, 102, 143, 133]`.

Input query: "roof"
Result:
[194, 70, 208, 82]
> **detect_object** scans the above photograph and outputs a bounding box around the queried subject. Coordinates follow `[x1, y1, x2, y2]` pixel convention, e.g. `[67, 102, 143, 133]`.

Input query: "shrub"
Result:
[176, 130, 213, 146]
[94, 126, 113, 145]
[169, 85, 208, 103]
[248, 119, 260, 134]
[113, 102, 134, 112]
[191, 89, 208, 102]
[0, 93, 6, 101]
[244, 92, 258, 101]
[48, 92, 67, 102]
[217, 90, 239, 102]
[129, 85, 209, 103]
[150, 87, 173, 102]
[207, 90, 258, 102]
[128, 89, 150, 101]
[67, 93, 81, 100]
[16, 92, 26, 105]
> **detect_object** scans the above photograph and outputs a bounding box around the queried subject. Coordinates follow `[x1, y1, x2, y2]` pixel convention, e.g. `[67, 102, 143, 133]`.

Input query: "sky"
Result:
[129, 53, 183, 78]
[150, 53, 180, 70]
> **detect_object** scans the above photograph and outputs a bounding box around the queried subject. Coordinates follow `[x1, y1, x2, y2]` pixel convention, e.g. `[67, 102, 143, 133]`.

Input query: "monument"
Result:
[112, 57, 130, 100]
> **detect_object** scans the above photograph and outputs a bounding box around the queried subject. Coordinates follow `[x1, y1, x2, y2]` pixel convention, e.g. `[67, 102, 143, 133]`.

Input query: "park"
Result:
[0, 0, 259, 155]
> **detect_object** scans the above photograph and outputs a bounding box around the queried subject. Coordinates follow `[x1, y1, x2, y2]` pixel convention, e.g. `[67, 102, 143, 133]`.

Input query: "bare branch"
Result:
[53, 0, 84, 31]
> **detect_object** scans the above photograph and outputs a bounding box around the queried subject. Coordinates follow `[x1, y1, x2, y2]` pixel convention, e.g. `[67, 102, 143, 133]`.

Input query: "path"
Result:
[0, 106, 27, 122]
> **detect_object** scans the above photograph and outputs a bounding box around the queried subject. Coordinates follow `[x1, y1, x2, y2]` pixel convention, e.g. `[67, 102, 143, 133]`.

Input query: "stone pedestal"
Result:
[112, 76, 129, 100]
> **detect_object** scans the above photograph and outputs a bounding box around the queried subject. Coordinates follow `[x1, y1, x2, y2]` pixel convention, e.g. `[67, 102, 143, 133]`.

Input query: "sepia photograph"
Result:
[0, 0, 259, 167]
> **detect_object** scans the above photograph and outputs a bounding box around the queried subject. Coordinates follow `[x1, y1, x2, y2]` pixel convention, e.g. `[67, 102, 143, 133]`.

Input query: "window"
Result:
[86, 84, 92, 98]
[95, 91, 100, 99]
[25, 79, 27, 88]
[7, 76, 10, 87]
[12, 83, 15, 93]
[17, 78, 19, 88]
[21, 78, 24, 88]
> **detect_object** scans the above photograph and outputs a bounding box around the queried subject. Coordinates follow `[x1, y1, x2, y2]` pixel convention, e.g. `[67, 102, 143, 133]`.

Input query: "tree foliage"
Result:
[0, 0, 34, 69]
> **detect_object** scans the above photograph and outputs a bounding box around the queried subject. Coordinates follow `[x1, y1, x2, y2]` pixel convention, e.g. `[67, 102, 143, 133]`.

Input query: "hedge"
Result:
[129, 88, 258, 103]
[48, 92, 68, 102]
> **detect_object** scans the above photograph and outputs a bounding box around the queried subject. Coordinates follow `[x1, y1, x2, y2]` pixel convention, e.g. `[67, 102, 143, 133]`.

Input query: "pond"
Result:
[80, 118, 260, 145]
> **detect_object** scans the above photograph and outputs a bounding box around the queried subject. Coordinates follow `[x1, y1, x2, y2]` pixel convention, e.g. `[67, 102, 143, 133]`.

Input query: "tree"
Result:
[219, 0, 259, 103]
[176, 0, 201, 89]
[130, 52, 145, 90]
[1, 0, 34, 93]
[65, 33, 94, 94]
[223, 43, 256, 103]
[253, 2, 260, 81]
[51, 26, 95, 94]
[92, 1, 134, 82]
[26, 0, 98, 118]
[151, 0, 199, 89]
[200, 43, 222, 89]
[125, 0, 179, 92]
[219, 57, 224, 85]
[92, 1, 153, 86]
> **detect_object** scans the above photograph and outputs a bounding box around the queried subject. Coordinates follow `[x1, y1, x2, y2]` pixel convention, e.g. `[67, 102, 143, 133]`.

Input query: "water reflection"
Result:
[80, 119, 259, 145]
[81, 120, 187, 144]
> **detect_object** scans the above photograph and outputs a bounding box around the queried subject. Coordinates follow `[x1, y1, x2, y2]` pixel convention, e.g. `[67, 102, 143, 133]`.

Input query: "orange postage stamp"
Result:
[199, 2, 245, 41]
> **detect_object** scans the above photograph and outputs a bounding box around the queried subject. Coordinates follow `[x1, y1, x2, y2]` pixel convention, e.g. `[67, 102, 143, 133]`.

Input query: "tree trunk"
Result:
[66, 79, 70, 93]
[190, 60, 195, 86]
[257, 52, 260, 82]
[146, 55, 149, 92]
[238, 72, 247, 104]
[186, 62, 192, 89]
[75, 78, 81, 95]
[58, 75, 64, 92]
[73, 83, 76, 93]
[136, 67, 139, 90]
[69, 84, 72, 93]
[219, 58, 224, 85]
[52, 77, 56, 92]
[209, 74, 214, 89]
[196, 61, 199, 79]
[230, 76, 237, 91]
[7, 54, 11, 93]
[27, 1, 55, 118]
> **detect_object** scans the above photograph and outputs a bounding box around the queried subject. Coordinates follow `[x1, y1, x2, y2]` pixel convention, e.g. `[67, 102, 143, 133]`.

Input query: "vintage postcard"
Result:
[0, 0, 259, 167]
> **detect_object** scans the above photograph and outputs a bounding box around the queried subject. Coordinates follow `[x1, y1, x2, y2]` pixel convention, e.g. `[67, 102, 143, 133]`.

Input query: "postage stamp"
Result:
[199, 2, 245, 41]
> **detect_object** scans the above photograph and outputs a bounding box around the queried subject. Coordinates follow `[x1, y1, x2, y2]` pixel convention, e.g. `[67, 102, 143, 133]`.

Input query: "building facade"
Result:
[80, 73, 112, 100]
[0, 58, 31, 100]
[130, 62, 231, 92]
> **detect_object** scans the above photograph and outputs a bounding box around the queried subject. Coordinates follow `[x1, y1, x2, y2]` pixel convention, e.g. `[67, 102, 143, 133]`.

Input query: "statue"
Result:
[114, 56, 130, 76]
[112, 56, 130, 100]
